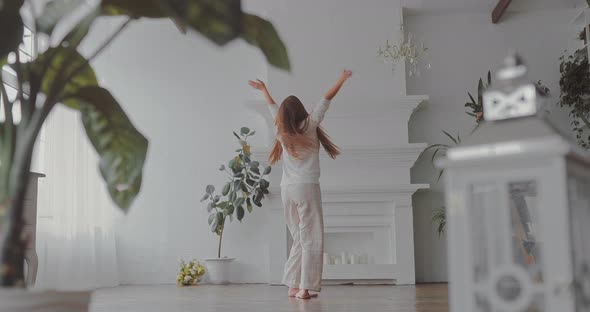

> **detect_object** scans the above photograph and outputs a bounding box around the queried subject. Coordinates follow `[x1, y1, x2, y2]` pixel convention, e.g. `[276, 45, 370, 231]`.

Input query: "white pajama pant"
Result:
[281, 183, 324, 292]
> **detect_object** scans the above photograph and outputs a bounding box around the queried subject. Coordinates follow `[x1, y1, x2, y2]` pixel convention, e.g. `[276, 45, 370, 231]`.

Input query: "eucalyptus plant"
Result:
[201, 127, 271, 258]
[0, 0, 289, 287]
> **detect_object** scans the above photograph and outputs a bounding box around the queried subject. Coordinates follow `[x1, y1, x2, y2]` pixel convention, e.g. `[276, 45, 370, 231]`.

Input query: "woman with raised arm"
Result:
[248, 70, 352, 299]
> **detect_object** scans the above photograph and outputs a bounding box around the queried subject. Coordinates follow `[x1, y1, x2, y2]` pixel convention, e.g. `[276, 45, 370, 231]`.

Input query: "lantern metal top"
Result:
[483, 53, 539, 121]
[436, 53, 588, 168]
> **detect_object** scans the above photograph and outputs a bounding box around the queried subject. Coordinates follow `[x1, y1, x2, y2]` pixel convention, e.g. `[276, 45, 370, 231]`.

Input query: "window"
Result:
[1, 25, 35, 123]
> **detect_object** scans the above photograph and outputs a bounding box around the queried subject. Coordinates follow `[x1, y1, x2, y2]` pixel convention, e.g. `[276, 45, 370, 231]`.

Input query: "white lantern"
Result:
[437, 54, 590, 312]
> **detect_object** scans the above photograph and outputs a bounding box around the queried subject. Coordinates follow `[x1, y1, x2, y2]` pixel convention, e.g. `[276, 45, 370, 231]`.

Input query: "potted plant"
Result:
[0, 1, 288, 310]
[201, 127, 271, 284]
[423, 71, 549, 235]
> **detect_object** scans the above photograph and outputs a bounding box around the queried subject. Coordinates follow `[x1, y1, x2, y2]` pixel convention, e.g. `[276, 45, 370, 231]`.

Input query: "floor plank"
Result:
[90, 283, 448, 312]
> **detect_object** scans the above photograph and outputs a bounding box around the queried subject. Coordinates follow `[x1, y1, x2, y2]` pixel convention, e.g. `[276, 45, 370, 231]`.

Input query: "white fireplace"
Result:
[247, 95, 428, 285]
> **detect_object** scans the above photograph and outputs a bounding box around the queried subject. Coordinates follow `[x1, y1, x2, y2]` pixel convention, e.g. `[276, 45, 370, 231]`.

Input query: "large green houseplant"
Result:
[0, 0, 290, 290]
[200, 127, 271, 284]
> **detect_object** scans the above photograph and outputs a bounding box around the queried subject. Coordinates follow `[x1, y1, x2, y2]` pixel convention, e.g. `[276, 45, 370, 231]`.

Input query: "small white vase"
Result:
[0, 289, 91, 312]
[204, 258, 235, 285]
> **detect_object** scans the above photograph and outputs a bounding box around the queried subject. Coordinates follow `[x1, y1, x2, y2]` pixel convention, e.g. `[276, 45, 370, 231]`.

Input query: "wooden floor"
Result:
[90, 283, 448, 312]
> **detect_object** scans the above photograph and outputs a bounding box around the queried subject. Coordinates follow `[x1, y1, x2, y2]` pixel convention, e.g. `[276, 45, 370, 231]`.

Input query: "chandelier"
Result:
[377, 15, 429, 77]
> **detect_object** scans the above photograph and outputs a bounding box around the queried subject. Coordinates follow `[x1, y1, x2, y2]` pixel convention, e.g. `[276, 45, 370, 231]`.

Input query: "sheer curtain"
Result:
[33, 105, 120, 290]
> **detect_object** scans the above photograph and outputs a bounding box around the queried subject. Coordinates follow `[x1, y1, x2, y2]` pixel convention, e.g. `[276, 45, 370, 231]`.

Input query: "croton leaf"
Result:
[241, 14, 291, 71]
[0, 0, 24, 62]
[30, 48, 98, 109]
[74, 86, 148, 211]
[101, 0, 243, 46]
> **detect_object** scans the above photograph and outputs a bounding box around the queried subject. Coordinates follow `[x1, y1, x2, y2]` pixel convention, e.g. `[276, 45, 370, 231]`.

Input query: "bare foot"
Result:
[296, 289, 318, 299]
[288, 288, 299, 297]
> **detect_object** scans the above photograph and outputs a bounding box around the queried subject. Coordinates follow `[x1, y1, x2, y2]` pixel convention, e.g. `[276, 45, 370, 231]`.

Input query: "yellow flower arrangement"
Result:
[176, 259, 206, 286]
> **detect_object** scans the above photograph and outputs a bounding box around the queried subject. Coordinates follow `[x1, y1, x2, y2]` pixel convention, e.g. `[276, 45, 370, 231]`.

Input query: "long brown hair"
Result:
[268, 95, 340, 165]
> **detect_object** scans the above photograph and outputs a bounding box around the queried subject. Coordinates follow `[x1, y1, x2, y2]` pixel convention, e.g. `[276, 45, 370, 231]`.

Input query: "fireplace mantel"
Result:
[246, 95, 429, 285]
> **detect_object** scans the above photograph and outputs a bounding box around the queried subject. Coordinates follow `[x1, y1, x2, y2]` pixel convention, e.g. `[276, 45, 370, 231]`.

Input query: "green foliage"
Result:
[432, 207, 447, 237]
[559, 48, 590, 149]
[0, 0, 289, 286]
[100, 0, 290, 70]
[201, 129, 272, 257]
[76, 87, 148, 210]
[422, 131, 461, 182]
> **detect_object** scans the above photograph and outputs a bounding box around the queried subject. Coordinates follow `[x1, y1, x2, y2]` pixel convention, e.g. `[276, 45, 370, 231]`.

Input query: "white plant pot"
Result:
[205, 257, 235, 285]
[0, 289, 91, 312]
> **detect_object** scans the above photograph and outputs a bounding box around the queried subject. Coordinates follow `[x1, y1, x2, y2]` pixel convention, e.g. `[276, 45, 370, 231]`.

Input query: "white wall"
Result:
[84, 17, 269, 284]
[83, 0, 407, 285]
[407, 8, 577, 282]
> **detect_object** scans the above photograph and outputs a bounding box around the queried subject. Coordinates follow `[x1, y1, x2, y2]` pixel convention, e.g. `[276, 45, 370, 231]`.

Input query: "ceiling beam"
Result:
[491, 0, 513, 24]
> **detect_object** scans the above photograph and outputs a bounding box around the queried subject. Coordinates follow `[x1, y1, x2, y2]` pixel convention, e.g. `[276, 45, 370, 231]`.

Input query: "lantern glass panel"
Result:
[508, 181, 543, 282]
[468, 180, 545, 311]
[568, 176, 590, 310]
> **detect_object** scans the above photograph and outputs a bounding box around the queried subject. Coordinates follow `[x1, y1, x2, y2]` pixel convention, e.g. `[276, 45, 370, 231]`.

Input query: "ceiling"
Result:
[402, 0, 578, 14]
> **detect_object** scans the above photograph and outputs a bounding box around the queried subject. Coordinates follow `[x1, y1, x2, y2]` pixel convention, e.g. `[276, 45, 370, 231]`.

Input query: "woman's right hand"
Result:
[339, 69, 353, 82]
[248, 79, 267, 91]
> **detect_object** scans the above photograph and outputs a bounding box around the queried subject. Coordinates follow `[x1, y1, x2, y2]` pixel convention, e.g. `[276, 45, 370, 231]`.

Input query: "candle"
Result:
[341, 252, 348, 264]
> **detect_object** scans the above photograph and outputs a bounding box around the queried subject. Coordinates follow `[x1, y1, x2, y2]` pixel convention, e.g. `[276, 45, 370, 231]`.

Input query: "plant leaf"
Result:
[441, 130, 458, 145]
[222, 182, 231, 196]
[74, 86, 148, 211]
[237, 205, 245, 221]
[31, 48, 98, 109]
[234, 197, 245, 208]
[211, 213, 219, 232]
[217, 201, 230, 209]
[263, 166, 272, 175]
[246, 198, 253, 213]
[37, 0, 85, 35]
[477, 78, 484, 106]
[241, 13, 291, 71]
[431, 148, 442, 163]
[436, 169, 445, 182]
[200, 193, 209, 202]
[240, 127, 250, 135]
[224, 204, 234, 216]
[233, 131, 241, 140]
[207, 202, 214, 212]
[208, 213, 216, 225]
[0, 0, 24, 61]
[467, 93, 477, 108]
[101, 0, 242, 46]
